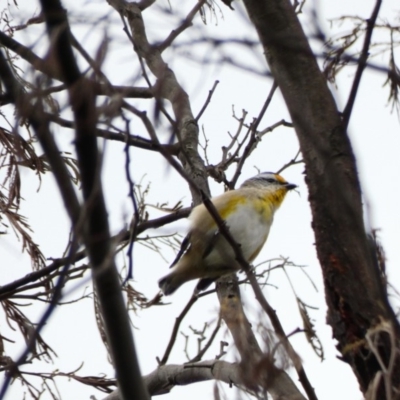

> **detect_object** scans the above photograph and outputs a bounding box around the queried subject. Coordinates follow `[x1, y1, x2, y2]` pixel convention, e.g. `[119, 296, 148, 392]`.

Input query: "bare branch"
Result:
[342, 0, 383, 130]
[107, 0, 210, 203]
[157, 1, 206, 53]
[195, 80, 220, 122]
[36, 1, 149, 399]
[104, 360, 245, 400]
[158, 294, 198, 365]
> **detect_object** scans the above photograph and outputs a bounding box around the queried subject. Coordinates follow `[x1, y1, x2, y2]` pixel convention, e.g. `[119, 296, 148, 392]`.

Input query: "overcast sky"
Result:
[1, 1, 400, 399]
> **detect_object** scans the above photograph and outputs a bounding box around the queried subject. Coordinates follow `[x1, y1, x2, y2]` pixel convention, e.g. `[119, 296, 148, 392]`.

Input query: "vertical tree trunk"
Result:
[241, 0, 400, 397]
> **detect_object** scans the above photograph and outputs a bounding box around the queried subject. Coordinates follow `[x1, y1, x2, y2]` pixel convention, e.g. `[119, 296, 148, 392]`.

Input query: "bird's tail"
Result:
[158, 271, 188, 296]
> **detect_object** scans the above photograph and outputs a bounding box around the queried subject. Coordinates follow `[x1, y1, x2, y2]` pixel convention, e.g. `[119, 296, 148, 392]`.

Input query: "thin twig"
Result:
[46, 112, 179, 154]
[231, 81, 278, 188]
[123, 118, 140, 283]
[121, 101, 203, 198]
[195, 80, 219, 122]
[158, 294, 198, 365]
[157, 0, 207, 53]
[223, 109, 248, 163]
[341, 0, 382, 130]
[188, 317, 221, 363]
[276, 149, 303, 174]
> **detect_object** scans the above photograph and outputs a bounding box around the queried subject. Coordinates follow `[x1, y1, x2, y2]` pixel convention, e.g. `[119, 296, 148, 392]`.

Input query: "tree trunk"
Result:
[242, 0, 400, 397]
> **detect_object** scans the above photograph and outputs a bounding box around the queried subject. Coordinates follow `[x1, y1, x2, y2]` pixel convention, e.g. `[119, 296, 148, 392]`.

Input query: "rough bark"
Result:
[241, 0, 400, 397]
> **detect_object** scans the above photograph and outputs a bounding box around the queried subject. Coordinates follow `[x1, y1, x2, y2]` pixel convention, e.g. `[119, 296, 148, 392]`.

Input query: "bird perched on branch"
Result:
[158, 172, 297, 295]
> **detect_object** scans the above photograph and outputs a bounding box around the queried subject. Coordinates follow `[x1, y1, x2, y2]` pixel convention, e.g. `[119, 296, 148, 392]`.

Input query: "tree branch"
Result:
[217, 276, 307, 400]
[38, 1, 149, 399]
[0, 31, 153, 98]
[159, 294, 198, 365]
[103, 360, 244, 400]
[341, 0, 382, 130]
[0, 208, 191, 300]
[107, 0, 210, 203]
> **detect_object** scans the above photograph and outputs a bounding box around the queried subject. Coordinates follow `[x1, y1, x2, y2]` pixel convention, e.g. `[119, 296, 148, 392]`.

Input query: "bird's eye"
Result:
[265, 178, 275, 183]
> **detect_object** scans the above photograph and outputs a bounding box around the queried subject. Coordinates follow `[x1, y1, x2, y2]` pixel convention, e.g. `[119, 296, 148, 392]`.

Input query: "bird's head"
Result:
[241, 171, 297, 191]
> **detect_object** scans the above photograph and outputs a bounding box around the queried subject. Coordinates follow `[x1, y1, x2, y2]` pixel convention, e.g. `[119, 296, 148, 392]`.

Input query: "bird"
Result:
[158, 172, 297, 295]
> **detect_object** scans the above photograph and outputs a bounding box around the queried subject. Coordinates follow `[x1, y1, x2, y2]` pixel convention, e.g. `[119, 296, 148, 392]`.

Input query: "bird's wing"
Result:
[201, 230, 221, 260]
[169, 233, 191, 268]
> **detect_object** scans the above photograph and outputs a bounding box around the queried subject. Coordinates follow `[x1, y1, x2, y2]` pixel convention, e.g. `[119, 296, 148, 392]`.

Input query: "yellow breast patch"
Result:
[269, 188, 288, 208]
[218, 195, 247, 220]
[253, 188, 287, 216]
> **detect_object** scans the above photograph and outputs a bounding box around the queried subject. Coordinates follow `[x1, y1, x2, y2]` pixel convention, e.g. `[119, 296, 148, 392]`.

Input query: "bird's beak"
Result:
[285, 183, 297, 190]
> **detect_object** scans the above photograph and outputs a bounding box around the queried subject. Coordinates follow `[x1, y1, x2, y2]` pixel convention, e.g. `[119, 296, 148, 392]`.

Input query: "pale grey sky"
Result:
[1, 1, 399, 399]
